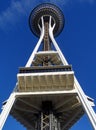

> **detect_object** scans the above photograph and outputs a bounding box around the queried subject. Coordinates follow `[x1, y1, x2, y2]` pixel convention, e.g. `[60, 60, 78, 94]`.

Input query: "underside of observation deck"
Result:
[10, 65, 84, 130]
[10, 92, 84, 130]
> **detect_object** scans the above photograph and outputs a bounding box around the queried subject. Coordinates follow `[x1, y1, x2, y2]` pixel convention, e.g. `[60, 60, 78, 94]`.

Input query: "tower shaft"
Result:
[0, 3, 96, 130]
[43, 22, 50, 51]
[43, 22, 51, 66]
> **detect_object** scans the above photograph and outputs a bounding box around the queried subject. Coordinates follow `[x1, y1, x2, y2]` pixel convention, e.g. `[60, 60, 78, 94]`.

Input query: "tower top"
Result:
[29, 3, 65, 37]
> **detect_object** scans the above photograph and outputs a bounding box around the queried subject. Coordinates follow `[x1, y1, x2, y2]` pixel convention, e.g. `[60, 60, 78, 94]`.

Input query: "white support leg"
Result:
[0, 93, 16, 130]
[74, 78, 96, 130]
[49, 16, 68, 65]
[49, 16, 96, 129]
[26, 16, 45, 67]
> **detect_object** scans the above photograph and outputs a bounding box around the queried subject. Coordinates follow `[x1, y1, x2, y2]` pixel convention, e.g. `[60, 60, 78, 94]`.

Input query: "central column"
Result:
[38, 101, 60, 130]
[43, 22, 51, 66]
[43, 22, 50, 51]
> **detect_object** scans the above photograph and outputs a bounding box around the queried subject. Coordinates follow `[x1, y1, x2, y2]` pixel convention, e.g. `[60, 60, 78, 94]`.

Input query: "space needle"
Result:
[0, 3, 96, 130]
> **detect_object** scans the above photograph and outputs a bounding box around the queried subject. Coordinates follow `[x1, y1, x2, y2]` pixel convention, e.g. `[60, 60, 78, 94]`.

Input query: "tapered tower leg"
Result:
[49, 16, 96, 129]
[26, 17, 45, 67]
[0, 93, 16, 130]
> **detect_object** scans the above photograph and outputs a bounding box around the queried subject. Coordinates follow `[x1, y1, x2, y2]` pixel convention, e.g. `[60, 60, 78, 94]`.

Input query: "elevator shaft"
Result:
[36, 101, 60, 130]
[43, 22, 51, 66]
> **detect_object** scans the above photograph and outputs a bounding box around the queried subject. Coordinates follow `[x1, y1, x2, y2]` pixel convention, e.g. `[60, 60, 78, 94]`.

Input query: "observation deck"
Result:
[17, 65, 74, 92]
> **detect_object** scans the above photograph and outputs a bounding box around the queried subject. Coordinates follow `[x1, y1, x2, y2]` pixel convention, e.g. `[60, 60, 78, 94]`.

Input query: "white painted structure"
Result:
[0, 11, 96, 130]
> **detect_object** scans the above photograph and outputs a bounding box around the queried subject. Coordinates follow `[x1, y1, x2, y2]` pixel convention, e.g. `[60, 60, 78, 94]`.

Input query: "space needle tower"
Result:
[0, 3, 96, 130]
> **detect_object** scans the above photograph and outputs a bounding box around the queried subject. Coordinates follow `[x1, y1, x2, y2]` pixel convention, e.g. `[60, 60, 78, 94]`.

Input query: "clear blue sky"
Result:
[0, 0, 96, 130]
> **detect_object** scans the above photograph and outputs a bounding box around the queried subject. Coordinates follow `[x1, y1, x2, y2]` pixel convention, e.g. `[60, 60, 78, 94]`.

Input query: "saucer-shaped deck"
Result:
[29, 3, 65, 37]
